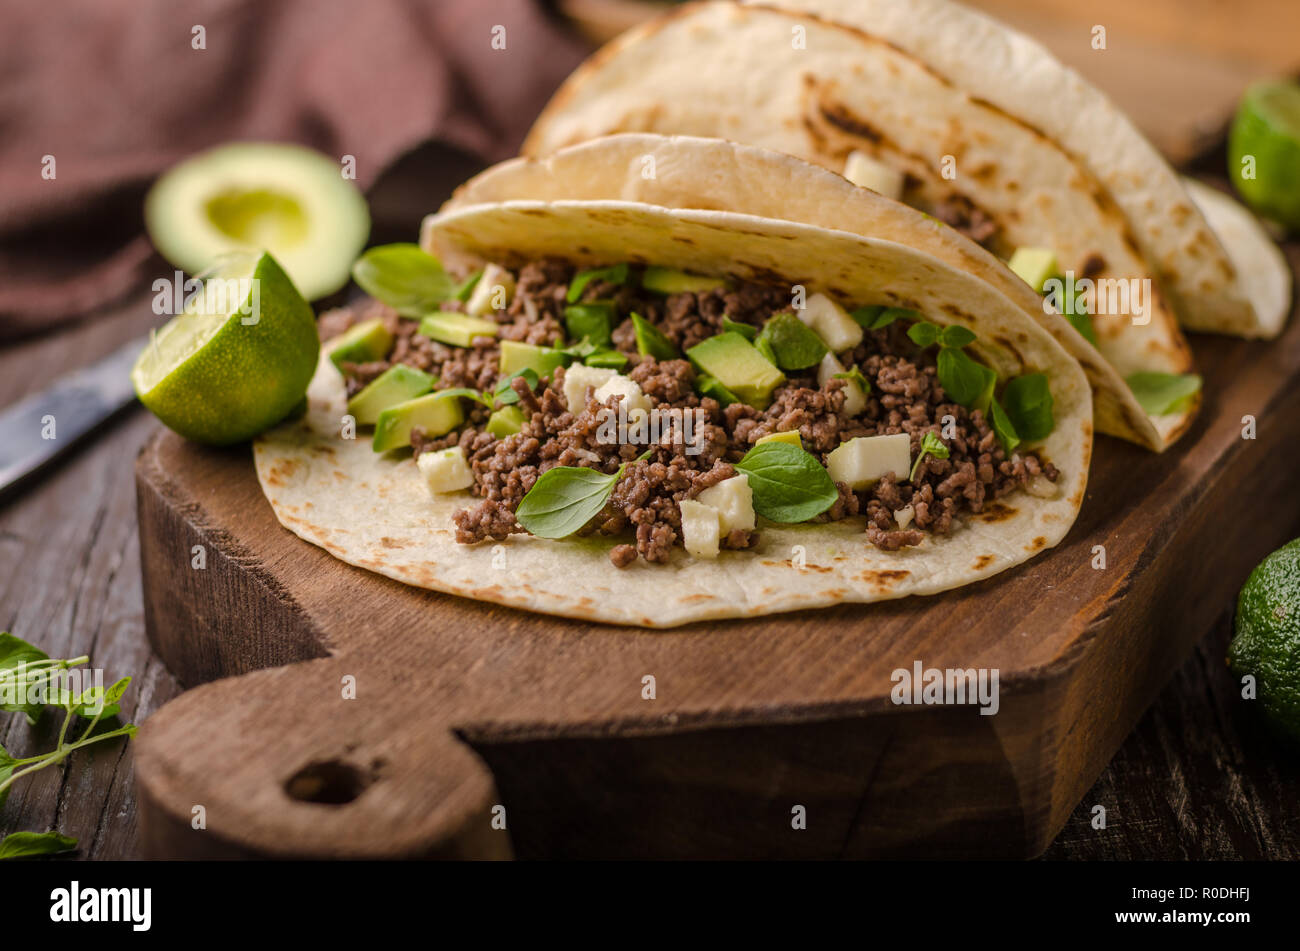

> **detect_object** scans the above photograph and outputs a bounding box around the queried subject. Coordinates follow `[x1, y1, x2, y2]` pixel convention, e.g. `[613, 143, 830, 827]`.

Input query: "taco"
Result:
[254, 142, 1092, 627]
[521, 0, 1250, 448]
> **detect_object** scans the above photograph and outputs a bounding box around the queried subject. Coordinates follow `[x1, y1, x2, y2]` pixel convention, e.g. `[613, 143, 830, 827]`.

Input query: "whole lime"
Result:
[132, 251, 319, 445]
[1228, 81, 1300, 230]
[1228, 537, 1300, 744]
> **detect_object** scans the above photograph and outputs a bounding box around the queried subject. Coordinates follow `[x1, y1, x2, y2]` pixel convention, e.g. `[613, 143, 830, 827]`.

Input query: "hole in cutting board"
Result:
[284, 760, 371, 805]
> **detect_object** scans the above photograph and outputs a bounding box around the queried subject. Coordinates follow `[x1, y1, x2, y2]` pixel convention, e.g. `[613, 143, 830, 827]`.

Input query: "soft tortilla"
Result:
[440, 132, 1163, 450]
[523, 1, 1202, 445]
[739, 0, 1265, 339]
[256, 199, 1092, 627]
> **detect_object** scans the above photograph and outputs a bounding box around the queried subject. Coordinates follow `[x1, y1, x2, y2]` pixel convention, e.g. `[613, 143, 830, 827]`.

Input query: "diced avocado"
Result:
[687, 332, 785, 409]
[695, 372, 740, 407]
[465, 264, 515, 316]
[756, 431, 802, 448]
[418, 312, 499, 347]
[842, 150, 905, 200]
[346, 364, 434, 425]
[417, 446, 474, 493]
[487, 405, 528, 439]
[641, 266, 727, 295]
[584, 349, 629, 371]
[372, 391, 464, 452]
[800, 294, 864, 352]
[1008, 247, 1059, 294]
[827, 434, 912, 489]
[631, 312, 679, 360]
[757, 313, 829, 371]
[678, 499, 720, 559]
[327, 317, 393, 370]
[564, 302, 616, 348]
[499, 340, 567, 379]
[696, 474, 755, 533]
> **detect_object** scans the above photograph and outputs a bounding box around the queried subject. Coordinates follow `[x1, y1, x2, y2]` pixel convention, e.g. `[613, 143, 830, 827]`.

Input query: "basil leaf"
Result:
[1001, 373, 1055, 442]
[564, 303, 616, 348]
[721, 317, 758, 340]
[631, 312, 679, 360]
[0, 746, 14, 810]
[907, 321, 943, 348]
[909, 431, 950, 482]
[0, 632, 48, 724]
[351, 244, 455, 318]
[940, 325, 976, 348]
[567, 263, 630, 303]
[559, 338, 598, 360]
[432, 387, 493, 409]
[453, 269, 483, 303]
[937, 347, 997, 413]
[850, 305, 885, 328]
[990, 399, 1021, 453]
[1066, 311, 1098, 345]
[756, 313, 828, 371]
[696, 372, 740, 407]
[516, 453, 650, 539]
[584, 349, 629, 371]
[734, 441, 838, 523]
[833, 366, 872, 395]
[494, 368, 539, 406]
[1126, 372, 1202, 416]
[0, 830, 78, 860]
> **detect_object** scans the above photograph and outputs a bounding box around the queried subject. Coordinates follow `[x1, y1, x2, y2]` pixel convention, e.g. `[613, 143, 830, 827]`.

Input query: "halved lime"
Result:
[1228, 81, 1300, 230]
[132, 251, 319, 445]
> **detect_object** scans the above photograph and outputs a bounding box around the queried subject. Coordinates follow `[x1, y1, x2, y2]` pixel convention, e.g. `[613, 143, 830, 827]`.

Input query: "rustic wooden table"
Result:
[1, 146, 1296, 860]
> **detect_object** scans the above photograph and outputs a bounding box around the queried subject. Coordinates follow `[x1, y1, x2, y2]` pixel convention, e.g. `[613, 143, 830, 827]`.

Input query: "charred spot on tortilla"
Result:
[972, 554, 995, 570]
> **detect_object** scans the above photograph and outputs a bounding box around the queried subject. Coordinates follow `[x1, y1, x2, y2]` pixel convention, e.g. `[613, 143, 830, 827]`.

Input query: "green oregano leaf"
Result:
[1001, 373, 1055, 442]
[567, 263, 630, 303]
[351, 244, 456, 317]
[1126, 372, 1202, 416]
[516, 451, 652, 539]
[909, 431, 951, 482]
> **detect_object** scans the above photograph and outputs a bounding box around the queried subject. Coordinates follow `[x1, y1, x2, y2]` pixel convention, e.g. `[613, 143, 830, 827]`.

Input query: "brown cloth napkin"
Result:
[0, 0, 588, 341]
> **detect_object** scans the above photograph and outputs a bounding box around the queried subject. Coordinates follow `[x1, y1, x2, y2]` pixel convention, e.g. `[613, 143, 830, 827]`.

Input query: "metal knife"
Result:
[0, 336, 145, 496]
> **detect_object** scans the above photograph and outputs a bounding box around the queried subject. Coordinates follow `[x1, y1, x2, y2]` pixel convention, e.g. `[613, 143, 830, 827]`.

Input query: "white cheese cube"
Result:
[895, 504, 915, 529]
[678, 499, 721, 559]
[696, 473, 755, 534]
[826, 434, 912, 489]
[465, 263, 516, 316]
[563, 364, 618, 413]
[843, 150, 905, 201]
[593, 374, 654, 418]
[417, 446, 474, 494]
[817, 352, 867, 417]
[803, 293, 864, 353]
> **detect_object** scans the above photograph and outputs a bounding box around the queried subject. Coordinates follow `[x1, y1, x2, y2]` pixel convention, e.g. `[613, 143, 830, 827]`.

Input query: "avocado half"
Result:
[145, 142, 370, 301]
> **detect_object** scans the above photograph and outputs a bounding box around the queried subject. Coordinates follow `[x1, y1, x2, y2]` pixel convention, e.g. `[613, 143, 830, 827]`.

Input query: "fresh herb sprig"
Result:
[909, 431, 951, 482]
[734, 441, 838, 523]
[516, 450, 654, 539]
[351, 244, 456, 317]
[0, 633, 138, 861]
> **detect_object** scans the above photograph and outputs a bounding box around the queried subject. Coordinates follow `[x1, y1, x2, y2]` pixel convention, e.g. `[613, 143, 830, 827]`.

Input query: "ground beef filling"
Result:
[324, 259, 1059, 566]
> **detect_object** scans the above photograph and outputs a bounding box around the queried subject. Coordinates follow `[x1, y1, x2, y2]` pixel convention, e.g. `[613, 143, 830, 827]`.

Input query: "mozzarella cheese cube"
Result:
[678, 499, 721, 559]
[563, 364, 618, 413]
[696, 473, 755, 534]
[817, 352, 867, 417]
[417, 446, 474, 494]
[465, 263, 516, 316]
[826, 434, 912, 489]
[593, 374, 653, 418]
[843, 150, 906, 201]
[803, 293, 864, 353]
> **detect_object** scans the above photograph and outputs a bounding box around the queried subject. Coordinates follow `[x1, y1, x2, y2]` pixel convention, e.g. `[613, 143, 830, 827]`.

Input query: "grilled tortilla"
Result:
[254, 169, 1092, 627]
[522, 0, 1225, 448]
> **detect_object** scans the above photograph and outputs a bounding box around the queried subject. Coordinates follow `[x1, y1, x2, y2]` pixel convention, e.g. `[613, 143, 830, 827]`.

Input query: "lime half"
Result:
[132, 251, 319, 445]
[1228, 81, 1300, 230]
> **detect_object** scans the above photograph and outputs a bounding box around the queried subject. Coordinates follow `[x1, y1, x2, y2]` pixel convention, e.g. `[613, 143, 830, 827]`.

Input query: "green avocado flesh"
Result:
[347, 365, 433, 425]
[145, 142, 370, 301]
[499, 340, 566, 378]
[687, 332, 785, 408]
[328, 317, 393, 369]
[373, 392, 465, 452]
[487, 405, 528, 438]
[642, 266, 727, 295]
[418, 312, 499, 347]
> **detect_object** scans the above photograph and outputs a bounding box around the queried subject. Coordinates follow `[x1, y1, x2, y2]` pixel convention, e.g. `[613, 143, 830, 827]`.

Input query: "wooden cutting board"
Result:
[131, 239, 1300, 859]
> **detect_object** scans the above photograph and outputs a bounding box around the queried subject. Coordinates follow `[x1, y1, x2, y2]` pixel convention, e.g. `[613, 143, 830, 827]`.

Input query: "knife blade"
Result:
[0, 336, 145, 496]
